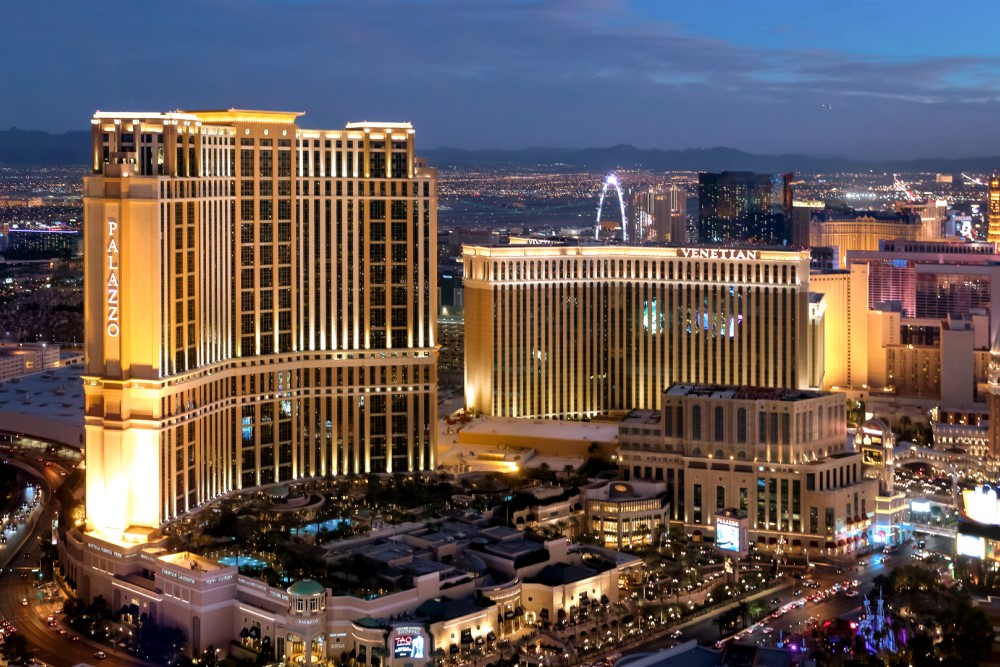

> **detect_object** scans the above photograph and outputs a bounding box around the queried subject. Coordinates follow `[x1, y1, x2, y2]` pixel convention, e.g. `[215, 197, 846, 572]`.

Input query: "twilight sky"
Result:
[5, 0, 1000, 158]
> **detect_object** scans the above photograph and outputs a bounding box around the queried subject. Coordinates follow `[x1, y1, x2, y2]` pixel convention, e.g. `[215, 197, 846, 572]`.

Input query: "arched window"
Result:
[692, 405, 702, 440]
[714, 406, 724, 442]
[737, 408, 747, 443]
[692, 447, 702, 457]
[736, 450, 748, 460]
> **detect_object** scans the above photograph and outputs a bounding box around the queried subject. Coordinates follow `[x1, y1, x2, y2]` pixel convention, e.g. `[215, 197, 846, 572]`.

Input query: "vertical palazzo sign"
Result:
[106, 218, 120, 337]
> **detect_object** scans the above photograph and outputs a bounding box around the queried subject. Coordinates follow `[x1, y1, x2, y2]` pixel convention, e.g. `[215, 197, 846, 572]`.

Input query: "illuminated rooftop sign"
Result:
[680, 248, 759, 260]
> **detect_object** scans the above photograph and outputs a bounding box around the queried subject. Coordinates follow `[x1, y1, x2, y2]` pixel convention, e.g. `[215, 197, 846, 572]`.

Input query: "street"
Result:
[626, 535, 953, 655]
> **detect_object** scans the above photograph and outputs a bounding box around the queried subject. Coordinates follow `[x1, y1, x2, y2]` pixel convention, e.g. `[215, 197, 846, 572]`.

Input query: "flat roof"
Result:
[0, 363, 84, 426]
[460, 416, 620, 443]
[665, 383, 829, 402]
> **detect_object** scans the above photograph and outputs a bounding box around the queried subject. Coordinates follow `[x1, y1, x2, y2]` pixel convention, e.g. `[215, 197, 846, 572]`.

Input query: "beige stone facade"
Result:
[464, 245, 819, 419]
[83, 110, 438, 537]
[617, 384, 878, 556]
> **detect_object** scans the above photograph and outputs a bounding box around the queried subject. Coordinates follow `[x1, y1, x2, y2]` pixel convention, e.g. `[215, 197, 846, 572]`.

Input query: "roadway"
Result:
[0, 451, 149, 667]
[627, 535, 953, 655]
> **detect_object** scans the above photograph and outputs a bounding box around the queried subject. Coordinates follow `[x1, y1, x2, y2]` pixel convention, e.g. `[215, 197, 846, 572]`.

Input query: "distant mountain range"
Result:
[1, 127, 998, 174]
[421, 145, 1000, 174]
[0, 128, 90, 166]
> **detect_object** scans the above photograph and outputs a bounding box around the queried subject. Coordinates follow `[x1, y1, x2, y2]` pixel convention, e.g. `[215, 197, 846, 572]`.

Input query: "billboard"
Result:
[391, 627, 427, 661]
[957, 534, 985, 559]
[861, 448, 883, 465]
[716, 519, 741, 552]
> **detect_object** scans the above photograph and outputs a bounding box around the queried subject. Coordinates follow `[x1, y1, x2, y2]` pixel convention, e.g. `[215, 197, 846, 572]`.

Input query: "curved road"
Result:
[0, 455, 151, 667]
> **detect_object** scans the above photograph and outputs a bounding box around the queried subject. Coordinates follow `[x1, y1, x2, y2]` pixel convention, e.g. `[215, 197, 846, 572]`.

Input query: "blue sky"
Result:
[4, 0, 1000, 158]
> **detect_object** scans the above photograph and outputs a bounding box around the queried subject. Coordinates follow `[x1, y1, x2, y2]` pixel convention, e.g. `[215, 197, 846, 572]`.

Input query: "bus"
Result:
[883, 544, 899, 554]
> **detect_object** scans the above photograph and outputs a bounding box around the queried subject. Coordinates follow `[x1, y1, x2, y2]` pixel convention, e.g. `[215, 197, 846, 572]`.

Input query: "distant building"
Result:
[809, 246, 839, 271]
[5, 228, 80, 259]
[697, 171, 794, 246]
[810, 210, 922, 269]
[0, 342, 61, 380]
[989, 175, 1000, 245]
[894, 199, 947, 242]
[630, 185, 687, 243]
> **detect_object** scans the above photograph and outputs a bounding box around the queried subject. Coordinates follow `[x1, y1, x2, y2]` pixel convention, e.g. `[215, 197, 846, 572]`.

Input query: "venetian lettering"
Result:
[679, 248, 759, 260]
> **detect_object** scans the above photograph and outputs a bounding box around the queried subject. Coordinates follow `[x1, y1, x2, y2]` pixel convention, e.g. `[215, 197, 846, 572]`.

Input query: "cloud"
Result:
[3, 0, 1000, 158]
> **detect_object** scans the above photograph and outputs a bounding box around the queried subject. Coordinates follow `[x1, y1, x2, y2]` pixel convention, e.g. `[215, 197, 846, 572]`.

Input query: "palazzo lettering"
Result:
[106, 219, 120, 337]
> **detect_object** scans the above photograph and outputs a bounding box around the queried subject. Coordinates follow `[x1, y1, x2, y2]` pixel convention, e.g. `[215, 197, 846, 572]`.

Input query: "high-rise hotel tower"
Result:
[84, 110, 437, 539]
[464, 244, 823, 419]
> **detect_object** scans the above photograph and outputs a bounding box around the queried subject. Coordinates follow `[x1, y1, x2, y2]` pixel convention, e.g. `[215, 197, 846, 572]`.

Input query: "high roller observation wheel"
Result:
[594, 173, 628, 241]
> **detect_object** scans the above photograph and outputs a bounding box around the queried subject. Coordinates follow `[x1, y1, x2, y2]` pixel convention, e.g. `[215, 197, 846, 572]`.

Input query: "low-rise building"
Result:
[59, 519, 640, 663]
[584, 480, 669, 549]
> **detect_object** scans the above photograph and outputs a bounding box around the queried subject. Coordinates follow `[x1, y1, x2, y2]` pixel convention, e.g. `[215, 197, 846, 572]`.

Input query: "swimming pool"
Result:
[292, 518, 351, 536]
[218, 555, 268, 569]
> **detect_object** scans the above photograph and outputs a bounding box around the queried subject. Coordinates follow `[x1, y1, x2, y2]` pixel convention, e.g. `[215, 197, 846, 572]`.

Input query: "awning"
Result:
[486, 632, 497, 642]
[476, 637, 485, 645]
[791, 539, 801, 546]
[450, 645, 460, 655]
[810, 540, 819, 548]
[600, 595, 609, 605]
[768, 537, 778, 544]
[825, 541, 836, 548]
[837, 539, 846, 547]
[862, 513, 869, 521]
[854, 516, 861, 524]
[757, 536, 766, 543]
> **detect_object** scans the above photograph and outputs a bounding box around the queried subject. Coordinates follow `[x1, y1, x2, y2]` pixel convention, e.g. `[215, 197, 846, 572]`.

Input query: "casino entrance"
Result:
[285, 632, 326, 666]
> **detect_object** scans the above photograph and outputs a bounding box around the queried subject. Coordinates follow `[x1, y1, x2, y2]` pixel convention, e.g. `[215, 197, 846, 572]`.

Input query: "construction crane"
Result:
[961, 173, 985, 186]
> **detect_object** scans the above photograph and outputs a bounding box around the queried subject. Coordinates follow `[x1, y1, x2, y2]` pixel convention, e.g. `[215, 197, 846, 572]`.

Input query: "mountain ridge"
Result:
[0, 127, 998, 174]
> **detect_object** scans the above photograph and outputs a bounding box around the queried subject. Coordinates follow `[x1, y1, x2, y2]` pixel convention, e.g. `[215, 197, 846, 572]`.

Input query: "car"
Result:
[94, 651, 107, 660]
[762, 627, 775, 635]
[69, 635, 80, 641]
[845, 590, 860, 597]
[792, 589, 803, 596]
[769, 598, 779, 605]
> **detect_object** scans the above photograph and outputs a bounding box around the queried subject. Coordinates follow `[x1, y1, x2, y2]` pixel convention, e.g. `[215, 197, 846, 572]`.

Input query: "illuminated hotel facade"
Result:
[464, 245, 821, 419]
[617, 385, 879, 556]
[83, 110, 437, 539]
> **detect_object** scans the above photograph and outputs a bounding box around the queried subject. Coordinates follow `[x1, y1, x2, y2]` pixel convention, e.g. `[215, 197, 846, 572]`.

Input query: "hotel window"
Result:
[736, 408, 747, 443]
[714, 406, 724, 442]
[691, 406, 701, 440]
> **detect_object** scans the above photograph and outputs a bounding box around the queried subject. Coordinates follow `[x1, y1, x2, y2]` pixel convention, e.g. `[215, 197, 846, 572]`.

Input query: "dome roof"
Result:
[288, 579, 326, 597]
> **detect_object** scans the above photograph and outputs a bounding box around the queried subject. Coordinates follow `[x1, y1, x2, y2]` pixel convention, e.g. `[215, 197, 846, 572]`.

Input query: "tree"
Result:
[135, 618, 187, 665]
[1, 632, 30, 663]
